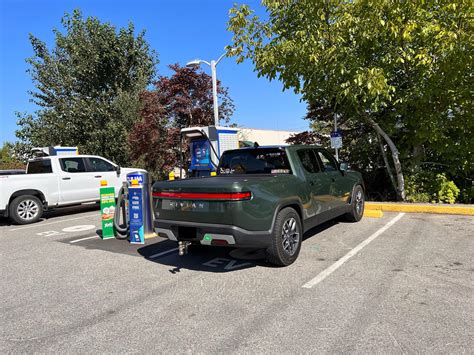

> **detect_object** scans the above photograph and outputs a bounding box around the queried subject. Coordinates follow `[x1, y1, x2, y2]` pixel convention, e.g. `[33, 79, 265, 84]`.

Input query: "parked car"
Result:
[0, 155, 143, 224]
[152, 145, 365, 266]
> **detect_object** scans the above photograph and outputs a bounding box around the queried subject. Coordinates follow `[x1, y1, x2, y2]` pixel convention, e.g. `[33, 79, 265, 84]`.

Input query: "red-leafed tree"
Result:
[129, 64, 234, 178]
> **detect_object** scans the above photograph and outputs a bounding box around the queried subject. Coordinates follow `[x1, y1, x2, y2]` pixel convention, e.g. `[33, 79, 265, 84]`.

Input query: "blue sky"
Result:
[0, 0, 309, 144]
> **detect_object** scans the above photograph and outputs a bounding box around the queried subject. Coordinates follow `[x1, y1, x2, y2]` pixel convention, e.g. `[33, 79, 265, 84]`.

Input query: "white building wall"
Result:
[238, 128, 300, 146]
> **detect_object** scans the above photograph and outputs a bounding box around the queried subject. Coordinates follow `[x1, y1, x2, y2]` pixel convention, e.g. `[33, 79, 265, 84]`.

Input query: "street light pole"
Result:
[186, 49, 235, 127]
[210, 60, 218, 126]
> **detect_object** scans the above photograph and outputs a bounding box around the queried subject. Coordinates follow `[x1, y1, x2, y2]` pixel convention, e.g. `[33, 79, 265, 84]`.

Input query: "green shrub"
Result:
[458, 185, 474, 204]
[405, 169, 436, 203]
[436, 174, 460, 204]
[405, 170, 460, 204]
[406, 192, 431, 203]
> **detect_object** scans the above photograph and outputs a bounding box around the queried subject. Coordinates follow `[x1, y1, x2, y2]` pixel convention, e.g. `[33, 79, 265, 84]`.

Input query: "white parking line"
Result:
[69, 235, 100, 244]
[149, 248, 179, 259]
[9, 212, 98, 232]
[302, 212, 405, 289]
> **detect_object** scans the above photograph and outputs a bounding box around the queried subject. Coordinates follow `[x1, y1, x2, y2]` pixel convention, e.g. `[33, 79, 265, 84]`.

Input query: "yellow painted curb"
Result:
[363, 209, 384, 218]
[366, 202, 474, 216]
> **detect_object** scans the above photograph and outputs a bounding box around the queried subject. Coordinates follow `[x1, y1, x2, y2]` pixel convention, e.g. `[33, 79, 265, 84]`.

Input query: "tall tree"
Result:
[228, 0, 473, 200]
[0, 142, 26, 170]
[16, 9, 158, 165]
[129, 64, 234, 178]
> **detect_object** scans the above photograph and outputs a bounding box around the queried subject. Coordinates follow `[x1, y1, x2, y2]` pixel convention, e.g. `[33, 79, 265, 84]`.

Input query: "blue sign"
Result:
[129, 187, 145, 244]
[190, 139, 212, 170]
[126, 172, 144, 184]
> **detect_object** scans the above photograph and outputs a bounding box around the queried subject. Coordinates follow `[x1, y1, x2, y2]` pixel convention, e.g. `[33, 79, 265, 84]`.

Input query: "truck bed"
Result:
[152, 174, 303, 232]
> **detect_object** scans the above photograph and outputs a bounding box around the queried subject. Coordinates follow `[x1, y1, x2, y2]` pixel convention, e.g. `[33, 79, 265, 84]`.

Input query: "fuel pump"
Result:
[113, 171, 154, 242]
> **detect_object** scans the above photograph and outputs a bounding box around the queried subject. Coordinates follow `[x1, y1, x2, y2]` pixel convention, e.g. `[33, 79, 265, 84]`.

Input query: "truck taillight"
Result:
[152, 191, 252, 201]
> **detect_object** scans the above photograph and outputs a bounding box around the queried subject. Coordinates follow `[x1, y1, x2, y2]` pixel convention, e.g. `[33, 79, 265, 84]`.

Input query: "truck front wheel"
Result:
[9, 195, 43, 225]
[266, 207, 302, 266]
[344, 185, 365, 222]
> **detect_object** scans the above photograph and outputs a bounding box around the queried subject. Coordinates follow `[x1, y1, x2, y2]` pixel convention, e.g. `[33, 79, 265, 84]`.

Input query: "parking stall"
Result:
[1, 206, 472, 353]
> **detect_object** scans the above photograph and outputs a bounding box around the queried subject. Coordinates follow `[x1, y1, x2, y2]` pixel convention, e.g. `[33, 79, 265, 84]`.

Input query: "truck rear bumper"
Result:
[154, 219, 272, 248]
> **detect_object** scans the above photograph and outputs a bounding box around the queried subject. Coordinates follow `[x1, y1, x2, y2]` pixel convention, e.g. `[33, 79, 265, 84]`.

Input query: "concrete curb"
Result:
[366, 202, 474, 216]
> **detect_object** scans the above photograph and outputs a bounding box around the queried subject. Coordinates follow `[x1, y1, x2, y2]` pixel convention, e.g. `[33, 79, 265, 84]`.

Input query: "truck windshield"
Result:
[218, 148, 291, 175]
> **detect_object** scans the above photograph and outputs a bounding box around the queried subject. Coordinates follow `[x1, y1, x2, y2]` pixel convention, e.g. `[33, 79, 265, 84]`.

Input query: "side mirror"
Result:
[339, 162, 349, 172]
[115, 165, 121, 176]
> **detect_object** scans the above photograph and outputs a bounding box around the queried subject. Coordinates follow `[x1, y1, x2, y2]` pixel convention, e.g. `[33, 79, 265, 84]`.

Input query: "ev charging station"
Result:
[127, 171, 153, 244]
[109, 125, 239, 243]
[112, 171, 153, 244]
[181, 126, 239, 177]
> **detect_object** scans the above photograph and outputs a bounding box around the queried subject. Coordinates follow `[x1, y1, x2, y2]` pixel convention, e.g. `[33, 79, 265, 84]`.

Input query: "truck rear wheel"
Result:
[266, 207, 302, 266]
[9, 195, 43, 225]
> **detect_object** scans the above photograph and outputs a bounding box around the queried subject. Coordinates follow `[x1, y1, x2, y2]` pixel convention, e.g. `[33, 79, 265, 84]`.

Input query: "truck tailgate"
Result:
[152, 176, 276, 226]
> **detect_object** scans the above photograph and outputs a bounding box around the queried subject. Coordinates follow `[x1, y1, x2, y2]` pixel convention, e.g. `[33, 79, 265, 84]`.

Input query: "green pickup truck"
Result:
[152, 145, 364, 266]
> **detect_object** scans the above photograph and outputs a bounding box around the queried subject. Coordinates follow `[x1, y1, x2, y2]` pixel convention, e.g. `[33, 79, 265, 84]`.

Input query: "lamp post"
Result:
[186, 49, 235, 126]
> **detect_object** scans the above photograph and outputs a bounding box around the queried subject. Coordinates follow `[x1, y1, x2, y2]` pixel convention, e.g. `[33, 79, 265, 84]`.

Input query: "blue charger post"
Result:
[129, 179, 145, 244]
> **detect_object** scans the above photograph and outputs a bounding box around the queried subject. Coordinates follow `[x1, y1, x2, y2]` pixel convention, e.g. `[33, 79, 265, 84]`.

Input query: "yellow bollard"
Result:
[168, 171, 175, 181]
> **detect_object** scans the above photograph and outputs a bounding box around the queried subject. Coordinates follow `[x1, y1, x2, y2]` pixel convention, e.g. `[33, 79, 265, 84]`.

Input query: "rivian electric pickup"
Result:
[152, 145, 365, 266]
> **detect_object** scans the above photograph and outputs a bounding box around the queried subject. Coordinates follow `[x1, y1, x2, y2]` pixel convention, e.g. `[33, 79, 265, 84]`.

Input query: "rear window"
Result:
[218, 148, 292, 175]
[27, 159, 52, 174]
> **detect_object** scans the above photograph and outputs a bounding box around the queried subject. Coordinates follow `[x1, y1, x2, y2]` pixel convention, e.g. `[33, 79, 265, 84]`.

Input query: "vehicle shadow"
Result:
[64, 217, 345, 274]
[0, 203, 99, 227]
[137, 242, 267, 273]
[138, 218, 343, 273]
[302, 218, 340, 242]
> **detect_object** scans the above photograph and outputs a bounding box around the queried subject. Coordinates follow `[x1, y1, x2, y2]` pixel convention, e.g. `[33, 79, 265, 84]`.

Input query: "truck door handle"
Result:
[62, 177, 71, 180]
[94, 175, 102, 178]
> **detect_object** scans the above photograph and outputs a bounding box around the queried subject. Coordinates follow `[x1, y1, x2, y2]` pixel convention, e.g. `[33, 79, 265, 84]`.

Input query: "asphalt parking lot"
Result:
[0, 206, 472, 353]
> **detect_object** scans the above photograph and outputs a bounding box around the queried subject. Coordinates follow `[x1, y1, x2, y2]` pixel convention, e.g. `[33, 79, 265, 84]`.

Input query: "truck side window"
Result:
[297, 150, 321, 173]
[27, 159, 52, 174]
[87, 157, 115, 172]
[59, 158, 86, 173]
[316, 150, 338, 172]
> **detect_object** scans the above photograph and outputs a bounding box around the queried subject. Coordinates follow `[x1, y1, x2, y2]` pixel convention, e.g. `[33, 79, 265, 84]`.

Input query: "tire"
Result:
[9, 195, 43, 225]
[344, 185, 365, 222]
[265, 207, 302, 266]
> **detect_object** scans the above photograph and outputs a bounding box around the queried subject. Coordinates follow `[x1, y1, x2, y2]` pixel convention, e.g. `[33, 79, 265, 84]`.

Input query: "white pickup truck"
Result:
[0, 155, 143, 224]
